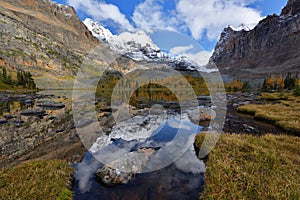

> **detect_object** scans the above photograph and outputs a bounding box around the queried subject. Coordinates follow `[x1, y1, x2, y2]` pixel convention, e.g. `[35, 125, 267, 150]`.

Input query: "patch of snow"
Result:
[83, 18, 113, 42]
[64, 13, 72, 18]
[84, 18, 216, 73]
[46, 0, 74, 19]
[230, 24, 252, 31]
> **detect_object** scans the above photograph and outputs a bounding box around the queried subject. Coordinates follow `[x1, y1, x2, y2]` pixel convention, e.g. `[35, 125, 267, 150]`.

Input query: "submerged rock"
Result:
[24, 99, 34, 105]
[20, 108, 46, 116]
[95, 148, 155, 186]
[188, 107, 216, 125]
[0, 119, 8, 124]
[3, 114, 16, 119]
[13, 120, 25, 127]
[37, 100, 65, 109]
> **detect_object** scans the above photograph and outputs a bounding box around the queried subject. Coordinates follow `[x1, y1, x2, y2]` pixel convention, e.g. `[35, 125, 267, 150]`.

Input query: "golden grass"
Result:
[238, 93, 300, 133]
[0, 82, 12, 90]
[196, 134, 300, 200]
[0, 160, 73, 200]
[260, 92, 289, 100]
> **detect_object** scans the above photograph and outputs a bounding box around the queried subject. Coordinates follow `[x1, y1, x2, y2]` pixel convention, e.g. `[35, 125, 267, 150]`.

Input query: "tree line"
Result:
[225, 72, 300, 94]
[0, 67, 36, 89]
[262, 72, 299, 94]
[225, 79, 250, 92]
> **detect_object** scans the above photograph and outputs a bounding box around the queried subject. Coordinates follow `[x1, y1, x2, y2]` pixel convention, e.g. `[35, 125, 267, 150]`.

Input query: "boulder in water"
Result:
[37, 100, 65, 108]
[95, 148, 155, 186]
[20, 108, 46, 116]
[4, 114, 16, 119]
[24, 99, 35, 105]
[0, 119, 8, 124]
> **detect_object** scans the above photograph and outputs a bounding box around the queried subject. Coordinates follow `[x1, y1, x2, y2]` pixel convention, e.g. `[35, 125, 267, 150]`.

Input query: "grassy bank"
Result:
[0, 160, 73, 200]
[237, 93, 300, 134]
[196, 134, 300, 199]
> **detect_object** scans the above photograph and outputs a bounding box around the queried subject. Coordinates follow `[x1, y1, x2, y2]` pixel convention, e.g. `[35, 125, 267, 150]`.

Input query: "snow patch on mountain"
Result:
[83, 18, 113, 41]
[109, 30, 160, 54]
[230, 23, 252, 32]
[46, 0, 74, 18]
[83, 18, 217, 72]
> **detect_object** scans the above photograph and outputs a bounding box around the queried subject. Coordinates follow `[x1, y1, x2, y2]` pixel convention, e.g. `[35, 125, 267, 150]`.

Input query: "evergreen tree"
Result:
[294, 84, 300, 96]
[1, 68, 13, 85]
[262, 78, 267, 92]
[242, 81, 250, 92]
[17, 71, 24, 86]
[2, 68, 7, 81]
[284, 72, 295, 90]
[16, 70, 36, 89]
[5, 74, 12, 85]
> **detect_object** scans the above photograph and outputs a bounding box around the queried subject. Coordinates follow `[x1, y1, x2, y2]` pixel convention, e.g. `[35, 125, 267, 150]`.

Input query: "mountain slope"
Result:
[211, 0, 300, 81]
[83, 18, 162, 61]
[0, 0, 100, 88]
[83, 18, 217, 73]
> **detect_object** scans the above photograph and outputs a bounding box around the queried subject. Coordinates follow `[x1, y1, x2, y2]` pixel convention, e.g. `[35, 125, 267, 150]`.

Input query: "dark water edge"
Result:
[72, 118, 205, 200]
[72, 152, 204, 200]
[0, 90, 288, 199]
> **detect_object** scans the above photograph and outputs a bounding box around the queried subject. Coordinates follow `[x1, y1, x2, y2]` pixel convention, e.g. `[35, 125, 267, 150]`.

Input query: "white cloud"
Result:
[67, 0, 134, 31]
[170, 44, 194, 55]
[67, 0, 263, 42]
[170, 44, 212, 66]
[176, 0, 262, 40]
[132, 0, 179, 30]
[184, 51, 212, 66]
[132, 0, 262, 41]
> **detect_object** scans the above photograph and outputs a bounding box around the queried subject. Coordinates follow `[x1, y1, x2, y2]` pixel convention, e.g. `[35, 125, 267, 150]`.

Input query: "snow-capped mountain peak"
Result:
[83, 18, 161, 61]
[110, 30, 160, 53]
[83, 18, 113, 41]
[83, 18, 214, 72]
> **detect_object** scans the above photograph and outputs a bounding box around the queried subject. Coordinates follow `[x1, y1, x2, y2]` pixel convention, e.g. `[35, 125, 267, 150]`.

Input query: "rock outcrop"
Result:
[0, 0, 100, 88]
[211, 0, 300, 81]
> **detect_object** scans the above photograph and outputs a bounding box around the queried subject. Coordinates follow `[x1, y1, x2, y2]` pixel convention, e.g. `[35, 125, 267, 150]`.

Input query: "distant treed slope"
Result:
[211, 0, 300, 81]
[0, 0, 100, 88]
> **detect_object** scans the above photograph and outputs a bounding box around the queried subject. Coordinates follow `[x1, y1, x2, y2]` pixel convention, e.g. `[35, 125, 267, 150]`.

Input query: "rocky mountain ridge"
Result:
[0, 0, 213, 90]
[84, 18, 166, 61]
[84, 18, 217, 73]
[211, 0, 300, 81]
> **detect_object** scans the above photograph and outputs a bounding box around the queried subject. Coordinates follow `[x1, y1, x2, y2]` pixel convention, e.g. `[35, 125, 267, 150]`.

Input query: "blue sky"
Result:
[53, 0, 287, 51]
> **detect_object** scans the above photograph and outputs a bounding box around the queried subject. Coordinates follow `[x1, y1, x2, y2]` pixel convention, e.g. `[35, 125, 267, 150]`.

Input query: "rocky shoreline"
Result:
[0, 92, 86, 168]
[0, 91, 285, 169]
[224, 92, 284, 135]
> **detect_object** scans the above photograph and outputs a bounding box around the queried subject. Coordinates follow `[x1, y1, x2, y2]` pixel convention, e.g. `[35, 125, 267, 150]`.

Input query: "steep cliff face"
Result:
[281, 0, 300, 16]
[211, 0, 300, 80]
[0, 0, 100, 88]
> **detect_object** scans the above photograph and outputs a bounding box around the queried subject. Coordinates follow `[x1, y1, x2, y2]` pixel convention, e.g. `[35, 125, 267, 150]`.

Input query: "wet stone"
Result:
[4, 114, 16, 119]
[0, 119, 8, 124]
[20, 108, 46, 116]
[37, 100, 65, 109]
[95, 148, 155, 186]
[24, 99, 35, 105]
[13, 120, 25, 127]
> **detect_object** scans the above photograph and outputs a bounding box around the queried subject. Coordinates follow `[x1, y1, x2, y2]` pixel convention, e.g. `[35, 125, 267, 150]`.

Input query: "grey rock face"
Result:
[211, 0, 300, 81]
[281, 0, 300, 16]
